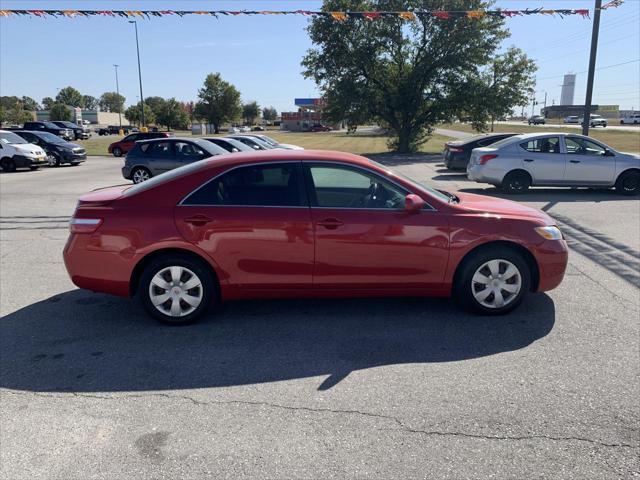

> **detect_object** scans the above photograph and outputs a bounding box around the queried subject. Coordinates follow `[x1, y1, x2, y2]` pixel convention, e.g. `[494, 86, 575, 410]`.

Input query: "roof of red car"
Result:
[201, 149, 372, 169]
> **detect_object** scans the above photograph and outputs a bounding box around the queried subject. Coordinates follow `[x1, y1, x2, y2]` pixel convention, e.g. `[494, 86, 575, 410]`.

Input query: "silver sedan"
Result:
[467, 132, 640, 195]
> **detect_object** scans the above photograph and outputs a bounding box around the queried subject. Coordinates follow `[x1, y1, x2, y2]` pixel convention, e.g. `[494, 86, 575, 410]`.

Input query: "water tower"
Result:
[560, 73, 576, 105]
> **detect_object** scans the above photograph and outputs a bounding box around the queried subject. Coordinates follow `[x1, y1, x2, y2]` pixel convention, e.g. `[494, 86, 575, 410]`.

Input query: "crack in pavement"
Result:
[2, 389, 636, 450]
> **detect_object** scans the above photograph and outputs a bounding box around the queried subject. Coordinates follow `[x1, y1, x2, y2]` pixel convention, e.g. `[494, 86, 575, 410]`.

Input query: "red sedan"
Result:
[64, 150, 568, 325]
[108, 132, 171, 157]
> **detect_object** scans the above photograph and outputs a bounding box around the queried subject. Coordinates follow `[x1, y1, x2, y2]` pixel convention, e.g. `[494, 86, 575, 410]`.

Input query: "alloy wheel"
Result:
[132, 168, 150, 183]
[471, 259, 522, 309]
[148, 266, 203, 318]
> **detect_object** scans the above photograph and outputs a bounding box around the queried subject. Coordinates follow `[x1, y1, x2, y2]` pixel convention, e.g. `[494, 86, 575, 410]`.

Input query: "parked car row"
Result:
[562, 114, 608, 127]
[0, 129, 86, 171]
[98, 125, 139, 136]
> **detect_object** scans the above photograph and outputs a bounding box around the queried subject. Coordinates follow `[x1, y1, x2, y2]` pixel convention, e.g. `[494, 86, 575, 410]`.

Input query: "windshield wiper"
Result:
[438, 189, 459, 203]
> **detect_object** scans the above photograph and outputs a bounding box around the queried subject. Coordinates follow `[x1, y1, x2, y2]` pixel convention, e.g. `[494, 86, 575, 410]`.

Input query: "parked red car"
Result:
[108, 131, 171, 157]
[310, 125, 332, 132]
[64, 150, 568, 325]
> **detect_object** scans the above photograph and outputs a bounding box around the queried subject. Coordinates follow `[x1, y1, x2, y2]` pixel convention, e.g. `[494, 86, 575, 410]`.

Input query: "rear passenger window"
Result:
[520, 137, 560, 154]
[183, 163, 304, 206]
[145, 141, 173, 157]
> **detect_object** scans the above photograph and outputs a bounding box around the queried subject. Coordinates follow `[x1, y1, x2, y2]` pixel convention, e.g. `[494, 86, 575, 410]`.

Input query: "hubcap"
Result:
[133, 169, 149, 183]
[471, 259, 522, 309]
[149, 266, 203, 317]
[623, 176, 639, 191]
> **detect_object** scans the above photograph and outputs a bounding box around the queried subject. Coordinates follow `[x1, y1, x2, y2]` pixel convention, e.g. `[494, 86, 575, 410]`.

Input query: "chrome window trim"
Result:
[178, 159, 437, 211]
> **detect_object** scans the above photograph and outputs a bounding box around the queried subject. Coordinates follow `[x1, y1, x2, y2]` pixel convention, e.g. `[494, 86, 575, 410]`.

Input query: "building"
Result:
[542, 104, 620, 120]
[36, 109, 128, 126]
[560, 73, 577, 106]
[280, 98, 325, 131]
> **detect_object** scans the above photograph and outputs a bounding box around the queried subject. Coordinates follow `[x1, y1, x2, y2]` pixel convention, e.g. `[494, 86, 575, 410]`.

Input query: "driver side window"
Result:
[308, 165, 406, 209]
[565, 137, 606, 156]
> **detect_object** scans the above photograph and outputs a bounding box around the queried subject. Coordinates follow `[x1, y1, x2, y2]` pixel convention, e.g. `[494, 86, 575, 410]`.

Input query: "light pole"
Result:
[113, 64, 122, 129]
[129, 20, 145, 128]
[582, 0, 602, 136]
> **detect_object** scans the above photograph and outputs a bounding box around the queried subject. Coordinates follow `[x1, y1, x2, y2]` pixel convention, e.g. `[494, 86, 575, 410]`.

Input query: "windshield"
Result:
[487, 135, 521, 149]
[368, 159, 451, 203]
[38, 132, 66, 143]
[43, 121, 61, 129]
[256, 135, 278, 146]
[56, 121, 76, 128]
[0, 131, 28, 145]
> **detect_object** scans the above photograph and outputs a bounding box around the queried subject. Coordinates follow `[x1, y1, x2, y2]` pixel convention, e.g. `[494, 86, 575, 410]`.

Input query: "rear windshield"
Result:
[122, 160, 210, 197]
[487, 135, 522, 149]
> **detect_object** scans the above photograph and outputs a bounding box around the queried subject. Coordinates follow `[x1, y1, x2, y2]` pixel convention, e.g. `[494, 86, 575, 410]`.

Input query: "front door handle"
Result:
[524, 158, 534, 162]
[569, 160, 581, 164]
[317, 218, 344, 230]
[184, 215, 213, 226]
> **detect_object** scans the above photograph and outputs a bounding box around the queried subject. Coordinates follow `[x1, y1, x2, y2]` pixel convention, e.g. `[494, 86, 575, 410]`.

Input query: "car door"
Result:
[304, 163, 449, 290]
[563, 136, 616, 185]
[517, 136, 566, 184]
[175, 161, 313, 289]
[121, 134, 138, 152]
[174, 141, 208, 166]
[143, 140, 176, 174]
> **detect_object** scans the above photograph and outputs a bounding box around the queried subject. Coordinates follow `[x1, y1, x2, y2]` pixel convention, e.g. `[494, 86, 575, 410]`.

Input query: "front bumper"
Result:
[13, 154, 48, 168]
[533, 239, 569, 292]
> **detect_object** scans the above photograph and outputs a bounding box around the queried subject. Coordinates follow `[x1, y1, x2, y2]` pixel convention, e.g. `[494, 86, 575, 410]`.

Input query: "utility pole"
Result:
[582, 0, 602, 136]
[113, 64, 122, 130]
[129, 20, 145, 129]
[530, 93, 536, 117]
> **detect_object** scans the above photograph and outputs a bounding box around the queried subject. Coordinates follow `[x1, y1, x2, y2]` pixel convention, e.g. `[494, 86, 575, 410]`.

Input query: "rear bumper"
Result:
[466, 164, 504, 185]
[533, 240, 569, 292]
[444, 153, 469, 169]
[122, 165, 132, 179]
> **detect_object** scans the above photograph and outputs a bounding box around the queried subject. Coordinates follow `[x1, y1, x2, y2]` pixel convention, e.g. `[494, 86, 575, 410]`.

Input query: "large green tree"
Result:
[124, 101, 156, 126]
[242, 101, 260, 125]
[42, 97, 55, 110]
[262, 106, 278, 122]
[144, 96, 167, 119]
[157, 98, 190, 130]
[49, 103, 72, 121]
[21, 96, 40, 111]
[303, 0, 536, 152]
[194, 73, 242, 133]
[0, 97, 35, 125]
[82, 95, 99, 110]
[99, 92, 126, 113]
[56, 86, 84, 108]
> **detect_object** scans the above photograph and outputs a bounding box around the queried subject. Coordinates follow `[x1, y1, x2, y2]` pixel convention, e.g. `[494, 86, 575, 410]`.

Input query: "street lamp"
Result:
[129, 20, 145, 128]
[113, 64, 122, 129]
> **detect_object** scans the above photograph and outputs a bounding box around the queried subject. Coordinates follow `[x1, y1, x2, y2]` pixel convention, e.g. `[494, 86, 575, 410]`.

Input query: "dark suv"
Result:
[19, 121, 74, 140]
[51, 121, 91, 140]
[108, 131, 172, 157]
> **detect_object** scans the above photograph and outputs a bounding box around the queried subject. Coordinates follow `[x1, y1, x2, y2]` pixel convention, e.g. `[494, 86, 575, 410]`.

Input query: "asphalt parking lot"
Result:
[1, 156, 638, 479]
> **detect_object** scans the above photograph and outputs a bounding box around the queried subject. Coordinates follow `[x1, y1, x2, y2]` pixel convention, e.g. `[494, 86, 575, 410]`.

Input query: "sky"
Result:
[1, 0, 639, 115]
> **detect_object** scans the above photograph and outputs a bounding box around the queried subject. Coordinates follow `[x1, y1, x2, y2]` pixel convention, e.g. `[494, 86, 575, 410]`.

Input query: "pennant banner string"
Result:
[0, 3, 624, 21]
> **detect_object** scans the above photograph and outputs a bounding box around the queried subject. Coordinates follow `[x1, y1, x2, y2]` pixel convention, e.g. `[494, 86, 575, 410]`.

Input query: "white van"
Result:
[620, 114, 640, 125]
[0, 130, 48, 172]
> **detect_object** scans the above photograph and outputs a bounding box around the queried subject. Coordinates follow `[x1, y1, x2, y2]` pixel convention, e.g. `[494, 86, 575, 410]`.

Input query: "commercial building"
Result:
[36, 110, 128, 126]
[280, 98, 325, 131]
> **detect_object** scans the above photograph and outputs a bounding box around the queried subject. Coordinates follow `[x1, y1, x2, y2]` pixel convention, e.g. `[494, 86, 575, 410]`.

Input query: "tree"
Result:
[42, 97, 55, 110]
[56, 86, 84, 108]
[124, 102, 156, 126]
[49, 103, 72, 121]
[99, 92, 126, 113]
[465, 48, 536, 132]
[21, 96, 40, 111]
[242, 101, 260, 125]
[0, 97, 35, 125]
[157, 98, 190, 130]
[144, 96, 167, 120]
[303, 0, 535, 152]
[181, 101, 196, 121]
[82, 95, 98, 110]
[194, 73, 242, 133]
[262, 106, 278, 123]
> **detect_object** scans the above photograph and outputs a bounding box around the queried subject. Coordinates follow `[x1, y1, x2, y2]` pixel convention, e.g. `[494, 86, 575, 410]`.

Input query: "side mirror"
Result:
[404, 194, 425, 213]
[604, 149, 615, 157]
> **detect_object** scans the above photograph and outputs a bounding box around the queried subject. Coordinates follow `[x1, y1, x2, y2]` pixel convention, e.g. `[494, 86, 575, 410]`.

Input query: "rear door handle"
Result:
[184, 215, 213, 226]
[524, 158, 534, 162]
[569, 160, 581, 164]
[317, 218, 344, 230]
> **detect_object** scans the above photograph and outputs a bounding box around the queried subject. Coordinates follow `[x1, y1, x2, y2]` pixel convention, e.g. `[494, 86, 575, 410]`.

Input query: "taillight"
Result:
[448, 147, 464, 153]
[479, 154, 498, 165]
[70, 218, 102, 234]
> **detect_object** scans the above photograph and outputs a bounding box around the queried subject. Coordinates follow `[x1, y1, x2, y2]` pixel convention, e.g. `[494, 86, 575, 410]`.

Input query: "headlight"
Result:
[535, 226, 563, 240]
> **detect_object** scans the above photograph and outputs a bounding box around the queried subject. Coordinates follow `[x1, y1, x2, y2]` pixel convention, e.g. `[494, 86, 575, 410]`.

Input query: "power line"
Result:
[536, 58, 640, 80]
[533, 33, 639, 64]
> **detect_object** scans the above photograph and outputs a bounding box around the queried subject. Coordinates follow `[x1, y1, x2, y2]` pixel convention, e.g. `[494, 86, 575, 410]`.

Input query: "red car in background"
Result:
[64, 150, 568, 325]
[108, 131, 171, 157]
[310, 124, 332, 132]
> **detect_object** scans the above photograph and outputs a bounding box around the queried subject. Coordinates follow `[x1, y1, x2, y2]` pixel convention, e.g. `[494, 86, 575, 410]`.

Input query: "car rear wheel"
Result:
[501, 171, 531, 194]
[455, 247, 531, 315]
[139, 255, 215, 325]
[615, 170, 640, 196]
[131, 167, 151, 184]
[113, 147, 123, 157]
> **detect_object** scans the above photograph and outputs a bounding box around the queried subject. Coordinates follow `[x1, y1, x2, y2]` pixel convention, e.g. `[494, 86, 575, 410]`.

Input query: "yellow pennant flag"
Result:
[62, 10, 79, 17]
[330, 12, 348, 21]
[399, 12, 416, 21]
[467, 10, 485, 19]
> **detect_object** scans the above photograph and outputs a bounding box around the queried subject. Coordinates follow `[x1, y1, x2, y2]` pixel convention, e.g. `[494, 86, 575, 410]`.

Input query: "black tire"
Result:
[29, 166, 39, 171]
[52, 152, 62, 167]
[131, 166, 152, 184]
[139, 253, 216, 326]
[501, 170, 531, 194]
[615, 170, 640, 196]
[1, 158, 16, 172]
[113, 147, 123, 157]
[454, 245, 531, 315]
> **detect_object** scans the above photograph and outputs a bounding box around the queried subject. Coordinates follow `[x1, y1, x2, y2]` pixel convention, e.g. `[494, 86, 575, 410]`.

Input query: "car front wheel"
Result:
[113, 147, 123, 157]
[455, 247, 531, 315]
[615, 170, 640, 196]
[131, 167, 151, 184]
[139, 255, 215, 325]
